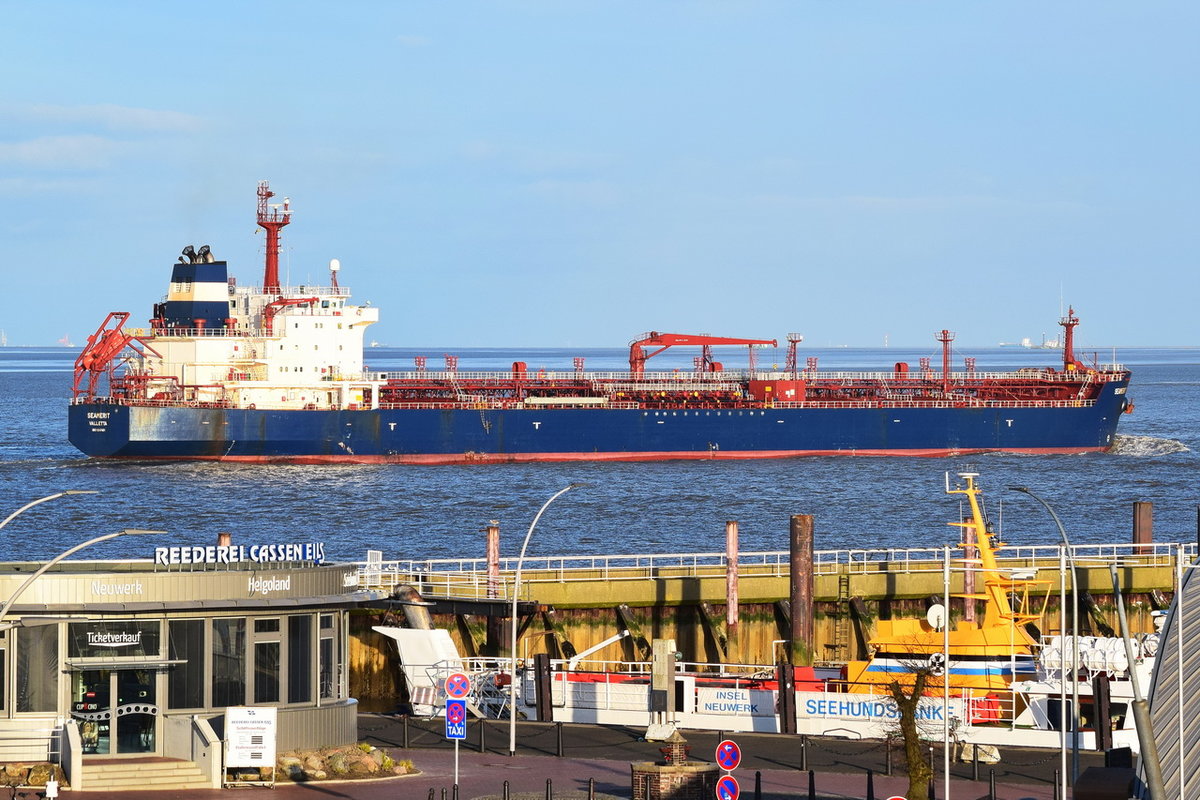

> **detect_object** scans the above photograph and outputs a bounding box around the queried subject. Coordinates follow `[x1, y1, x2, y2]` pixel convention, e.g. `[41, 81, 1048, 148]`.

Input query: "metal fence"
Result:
[356, 541, 1195, 599]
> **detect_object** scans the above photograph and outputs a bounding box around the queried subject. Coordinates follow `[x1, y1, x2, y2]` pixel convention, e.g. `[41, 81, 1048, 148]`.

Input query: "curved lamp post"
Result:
[0, 491, 99, 532]
[508, 483, 584, 757]
[0, 529, 164, 626]
[1009, 485, 1078, 790]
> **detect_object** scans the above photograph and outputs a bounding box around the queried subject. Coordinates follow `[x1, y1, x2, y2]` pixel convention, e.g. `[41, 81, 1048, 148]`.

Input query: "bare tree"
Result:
[885, 662, 944, 799]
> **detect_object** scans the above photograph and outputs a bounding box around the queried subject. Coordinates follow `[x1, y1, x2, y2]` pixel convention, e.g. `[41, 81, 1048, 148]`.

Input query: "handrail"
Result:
[356, 542, 1195, 599]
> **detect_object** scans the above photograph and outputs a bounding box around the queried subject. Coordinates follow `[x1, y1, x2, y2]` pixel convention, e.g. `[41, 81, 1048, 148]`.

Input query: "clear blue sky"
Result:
[1, 2, 1196, 349]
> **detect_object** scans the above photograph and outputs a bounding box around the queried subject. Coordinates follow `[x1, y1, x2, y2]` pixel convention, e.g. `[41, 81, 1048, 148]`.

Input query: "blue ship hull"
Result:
[69, 380, 1130, 463]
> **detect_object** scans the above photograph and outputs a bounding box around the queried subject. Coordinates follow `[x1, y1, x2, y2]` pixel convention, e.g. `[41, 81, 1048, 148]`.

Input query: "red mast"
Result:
[936, 329, 955, 395]
[1060, 306, 1079, 371]
[257, 181, 292, 295]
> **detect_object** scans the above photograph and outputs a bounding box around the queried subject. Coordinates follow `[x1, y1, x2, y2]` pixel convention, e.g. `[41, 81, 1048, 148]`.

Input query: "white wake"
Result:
[1110, 434, 1191, 457]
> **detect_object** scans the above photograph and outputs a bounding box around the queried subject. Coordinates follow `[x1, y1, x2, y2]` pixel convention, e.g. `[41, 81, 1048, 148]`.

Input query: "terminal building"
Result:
[0, 538, 383, 790]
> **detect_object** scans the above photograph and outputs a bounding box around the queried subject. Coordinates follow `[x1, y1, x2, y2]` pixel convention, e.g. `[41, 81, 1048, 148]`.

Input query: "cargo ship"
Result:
[68, 183, 1132, 463]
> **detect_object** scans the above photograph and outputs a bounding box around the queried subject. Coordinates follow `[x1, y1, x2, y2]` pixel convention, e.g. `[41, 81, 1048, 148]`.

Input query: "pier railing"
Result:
[355, 541, 1195, 600]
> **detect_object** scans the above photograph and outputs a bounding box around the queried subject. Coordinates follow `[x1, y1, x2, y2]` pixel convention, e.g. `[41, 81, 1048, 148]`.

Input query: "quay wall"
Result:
[347, 555, 1180, 712]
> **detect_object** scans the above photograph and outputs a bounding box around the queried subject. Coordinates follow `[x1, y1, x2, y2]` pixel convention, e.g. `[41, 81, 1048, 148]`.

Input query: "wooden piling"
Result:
[790, 514, 814, 666]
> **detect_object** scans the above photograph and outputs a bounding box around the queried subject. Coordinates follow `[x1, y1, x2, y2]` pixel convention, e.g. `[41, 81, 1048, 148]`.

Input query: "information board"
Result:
[225, 706, 278, 768]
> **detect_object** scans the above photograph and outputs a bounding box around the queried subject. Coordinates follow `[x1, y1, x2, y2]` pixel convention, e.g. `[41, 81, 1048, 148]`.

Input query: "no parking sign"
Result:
[445, 698, 467, 740]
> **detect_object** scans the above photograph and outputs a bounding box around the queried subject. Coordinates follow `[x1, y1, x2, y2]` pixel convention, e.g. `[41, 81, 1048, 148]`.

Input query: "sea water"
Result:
[0, 345, 1196, 563]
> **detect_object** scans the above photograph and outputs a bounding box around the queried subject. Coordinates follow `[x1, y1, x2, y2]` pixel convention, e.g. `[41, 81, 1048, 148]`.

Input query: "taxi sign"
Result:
[445, 698, 467, 740]
[715, 739, 742, 771]
[445, 672, 471, 699]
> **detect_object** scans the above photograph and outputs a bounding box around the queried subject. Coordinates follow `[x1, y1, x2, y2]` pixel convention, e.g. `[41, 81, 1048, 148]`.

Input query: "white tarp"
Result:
[373, 626, 464, 716]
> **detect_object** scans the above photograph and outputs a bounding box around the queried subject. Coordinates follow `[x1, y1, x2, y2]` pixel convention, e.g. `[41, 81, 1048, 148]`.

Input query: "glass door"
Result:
[71, 668, 159, 755]
[72, 669, 112, 754]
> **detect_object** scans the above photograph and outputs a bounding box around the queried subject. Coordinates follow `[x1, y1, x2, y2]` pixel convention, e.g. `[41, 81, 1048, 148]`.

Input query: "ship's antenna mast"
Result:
[257, 181, 292, 295]
[936, 329, 955, 395]
[785, 333, 803, 380]
[1060, 306, 1079, 371]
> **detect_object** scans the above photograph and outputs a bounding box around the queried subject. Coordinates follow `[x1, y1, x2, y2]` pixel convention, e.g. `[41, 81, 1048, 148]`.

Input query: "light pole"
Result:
[0, 491, 99, 532]
[0, 529, 164, 625]
[1009, 486, 1079, 786]
[508, 484, 584, 757]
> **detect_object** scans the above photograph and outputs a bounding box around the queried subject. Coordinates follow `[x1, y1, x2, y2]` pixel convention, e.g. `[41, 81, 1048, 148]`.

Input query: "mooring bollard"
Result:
[556, 721, 564, 757]
[866, 768, 875, 800]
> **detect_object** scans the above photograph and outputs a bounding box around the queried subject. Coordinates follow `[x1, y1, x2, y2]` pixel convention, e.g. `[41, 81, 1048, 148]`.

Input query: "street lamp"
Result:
[1009, 486, 1079, 789]
[0, 529, 164, 625]
[0, 491, 99, 532]
[508, 484, 584, 757]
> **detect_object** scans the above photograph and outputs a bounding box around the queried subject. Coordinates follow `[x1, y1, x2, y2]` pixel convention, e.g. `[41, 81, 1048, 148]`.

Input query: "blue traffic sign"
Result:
[445, 699, 467, 740]
[715, 774, 740, 800]
[445, 672, 471, 699]
[715, 739, 742, 771]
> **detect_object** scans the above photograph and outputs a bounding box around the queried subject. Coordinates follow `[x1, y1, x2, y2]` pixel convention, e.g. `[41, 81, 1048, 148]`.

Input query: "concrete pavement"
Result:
[72, 713, 1087, 798]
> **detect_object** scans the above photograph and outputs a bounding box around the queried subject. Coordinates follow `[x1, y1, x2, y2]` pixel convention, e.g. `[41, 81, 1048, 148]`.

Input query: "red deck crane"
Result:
[72, 312, 159, 400]
[628, 332, 778, 376]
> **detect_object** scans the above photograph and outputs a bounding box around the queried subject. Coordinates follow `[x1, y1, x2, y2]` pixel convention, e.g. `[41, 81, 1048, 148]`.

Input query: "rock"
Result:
[27, 764, 55, 787]
[328, 752, 350, 775]
[958, 743, 1001, 764]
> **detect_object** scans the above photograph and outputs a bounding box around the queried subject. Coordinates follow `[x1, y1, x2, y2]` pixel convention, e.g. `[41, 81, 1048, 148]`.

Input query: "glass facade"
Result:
[212, 618, 246, 707]
[288, 615, 312, 704]
[167, 620, 205, 709]
[253, 641, 280, 703]
[16, 625, 58, 713]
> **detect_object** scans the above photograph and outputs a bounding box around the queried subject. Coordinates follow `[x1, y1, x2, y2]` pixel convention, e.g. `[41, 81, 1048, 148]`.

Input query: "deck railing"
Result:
[355, 541, 1194, 599]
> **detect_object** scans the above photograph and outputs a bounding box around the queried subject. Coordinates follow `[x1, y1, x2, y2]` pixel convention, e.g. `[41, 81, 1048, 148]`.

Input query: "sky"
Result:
[1, 2, 1197, 350]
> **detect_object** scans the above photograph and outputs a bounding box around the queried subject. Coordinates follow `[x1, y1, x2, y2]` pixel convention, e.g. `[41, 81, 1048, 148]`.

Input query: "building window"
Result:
[254, 642, 280, 703]
[0, 630, 6, 711]
[253, 617, 281, 704]
[168, 620, 205, 709]
[288, 616, 313, 704]
[212, 618, 246, 707]
[16, 625, 58, 712]
[319, 614, 338, 700]
[68, 621, 160, 659]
